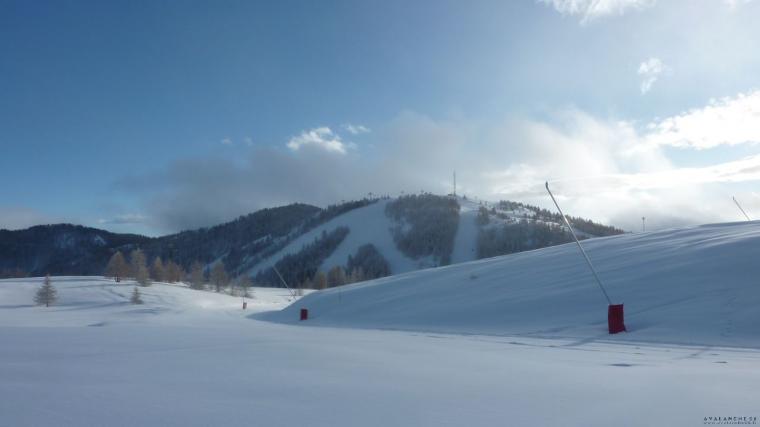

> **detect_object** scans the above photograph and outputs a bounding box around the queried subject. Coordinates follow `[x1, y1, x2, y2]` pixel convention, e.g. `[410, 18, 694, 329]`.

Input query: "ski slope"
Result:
[263, 220, 760, 348]
[250, 199, 420, 276]
[251, 196, 583, 278]
[450, 198, 480, 264]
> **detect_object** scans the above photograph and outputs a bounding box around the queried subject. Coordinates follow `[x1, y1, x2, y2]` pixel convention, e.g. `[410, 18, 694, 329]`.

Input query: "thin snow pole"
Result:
[733, 196, 751, 221]
[272, 265, 297, 299]
[545, 181, 613, 305]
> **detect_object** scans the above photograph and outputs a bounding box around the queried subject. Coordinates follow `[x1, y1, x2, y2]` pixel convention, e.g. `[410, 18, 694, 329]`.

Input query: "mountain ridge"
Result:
[0, 195, 623, 281]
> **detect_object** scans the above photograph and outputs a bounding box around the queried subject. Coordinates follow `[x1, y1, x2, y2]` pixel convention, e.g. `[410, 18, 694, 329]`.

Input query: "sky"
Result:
[2, 0, 760, 236]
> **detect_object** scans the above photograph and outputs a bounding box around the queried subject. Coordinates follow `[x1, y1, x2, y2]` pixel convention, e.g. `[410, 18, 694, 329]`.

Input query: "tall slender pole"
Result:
[545, 182, 613, 305]
[272, 265, 297, 299]
[733, 196, 751, 221]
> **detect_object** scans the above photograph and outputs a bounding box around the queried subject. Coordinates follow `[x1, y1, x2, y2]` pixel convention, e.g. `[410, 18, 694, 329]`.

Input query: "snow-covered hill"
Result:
[262, 220, 760, 348]
[250, 195, 620, 286]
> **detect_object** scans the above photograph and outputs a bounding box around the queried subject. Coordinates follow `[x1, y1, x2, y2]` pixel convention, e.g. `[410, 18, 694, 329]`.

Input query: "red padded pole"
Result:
[608, 304, 626, 334]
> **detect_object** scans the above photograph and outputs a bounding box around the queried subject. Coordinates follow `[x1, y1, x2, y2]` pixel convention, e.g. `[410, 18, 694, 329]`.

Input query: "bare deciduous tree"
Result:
[105, 251, 128, 282]
[189, 261, 205, 290]
[210, 262, 229, 293]
[151, 257, 165, 282]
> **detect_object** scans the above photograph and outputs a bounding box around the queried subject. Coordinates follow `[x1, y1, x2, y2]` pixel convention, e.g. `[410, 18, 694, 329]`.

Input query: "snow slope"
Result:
[1, 276, 758, 426]
[263, 221, 760, 348]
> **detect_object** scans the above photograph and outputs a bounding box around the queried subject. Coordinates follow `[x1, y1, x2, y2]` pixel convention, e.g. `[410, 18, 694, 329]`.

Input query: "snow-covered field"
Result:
[2, 221, 760, 426]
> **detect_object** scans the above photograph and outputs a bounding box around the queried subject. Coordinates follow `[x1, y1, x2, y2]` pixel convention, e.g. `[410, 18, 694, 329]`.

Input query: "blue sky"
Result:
[2, 0, 760, 235]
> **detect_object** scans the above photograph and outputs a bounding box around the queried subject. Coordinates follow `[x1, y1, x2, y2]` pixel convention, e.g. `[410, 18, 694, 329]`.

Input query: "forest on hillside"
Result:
[385, 194, 460, 266]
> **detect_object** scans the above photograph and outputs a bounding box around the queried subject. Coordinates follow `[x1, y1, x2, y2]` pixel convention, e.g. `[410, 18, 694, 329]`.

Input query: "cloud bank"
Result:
[116, 89, 760, 234]
[644, 90, 760, 149]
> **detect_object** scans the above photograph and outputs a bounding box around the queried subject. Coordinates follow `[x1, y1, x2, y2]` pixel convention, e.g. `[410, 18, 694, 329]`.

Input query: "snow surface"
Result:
[263, 220, 760, 348]
[3, 221, 760, 426]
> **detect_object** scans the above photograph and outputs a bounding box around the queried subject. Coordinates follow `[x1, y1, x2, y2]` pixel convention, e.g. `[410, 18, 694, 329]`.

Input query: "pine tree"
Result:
[130, 286, 143, 304]
[189, 261, 205, 290]
[34, 274, 57, 307]
[150, 257, 165, 282]
[105, 251, 128, 282]
[210, 262, 229, 293]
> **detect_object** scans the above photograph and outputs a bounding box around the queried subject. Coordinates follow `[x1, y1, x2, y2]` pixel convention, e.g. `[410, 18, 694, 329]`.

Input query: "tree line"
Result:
[103, 249, 251, 296]
[495, 200, 624, 237]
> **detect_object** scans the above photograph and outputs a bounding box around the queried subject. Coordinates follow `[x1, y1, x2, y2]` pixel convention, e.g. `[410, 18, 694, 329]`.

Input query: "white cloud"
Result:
[638, 57, 667, 94]
[287, 127, 349, 154]
[343, 123, 371, 135]
[244, 137, 254, 146]
[644, 90, 760, 149]
[540, 0, 655, 23]
[221, 138, 233, 145]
